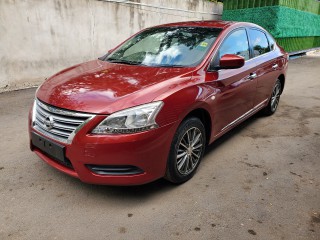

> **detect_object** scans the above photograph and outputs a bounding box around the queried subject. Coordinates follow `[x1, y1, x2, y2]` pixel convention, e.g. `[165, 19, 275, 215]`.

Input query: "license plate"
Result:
[31, 132, 68, 166]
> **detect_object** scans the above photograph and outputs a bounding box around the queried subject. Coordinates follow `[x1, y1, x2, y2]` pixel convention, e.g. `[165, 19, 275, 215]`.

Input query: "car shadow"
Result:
[76, 176, 179, 204]
[58, 112, 263, 202]
[205, 113, 260, 155]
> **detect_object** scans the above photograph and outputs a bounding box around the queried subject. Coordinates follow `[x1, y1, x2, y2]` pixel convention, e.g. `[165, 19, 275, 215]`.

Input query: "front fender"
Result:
[155, 83, 219, 142]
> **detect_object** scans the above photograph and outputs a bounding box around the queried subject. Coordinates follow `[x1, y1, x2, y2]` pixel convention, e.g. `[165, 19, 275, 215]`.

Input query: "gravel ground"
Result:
[0, 53, 319, 240]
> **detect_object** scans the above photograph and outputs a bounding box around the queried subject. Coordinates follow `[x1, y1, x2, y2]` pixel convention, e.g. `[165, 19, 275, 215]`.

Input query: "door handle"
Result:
[272, 64, 278, 70]
[248, 73, 257, 79]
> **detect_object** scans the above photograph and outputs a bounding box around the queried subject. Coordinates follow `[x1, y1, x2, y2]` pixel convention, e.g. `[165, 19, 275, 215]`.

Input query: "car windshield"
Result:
[105, 27, 222, 67]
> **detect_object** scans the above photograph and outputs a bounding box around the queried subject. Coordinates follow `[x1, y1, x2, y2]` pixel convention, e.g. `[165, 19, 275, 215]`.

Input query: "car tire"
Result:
[262, 79, 282, 116]
[165, 117, 206, 184]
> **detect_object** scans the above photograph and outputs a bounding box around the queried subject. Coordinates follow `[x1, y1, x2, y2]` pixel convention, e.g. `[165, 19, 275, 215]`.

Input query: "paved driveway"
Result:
[0, 53, 319, 240]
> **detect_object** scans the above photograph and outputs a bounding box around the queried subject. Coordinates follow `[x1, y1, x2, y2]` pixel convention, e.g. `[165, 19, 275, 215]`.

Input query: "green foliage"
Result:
[277, 37, 320, 52]
[223, 0, 320, 14]
[222, 6, 320, 38]
[218, 0, 320, 52]
[222, 4, 320, 52]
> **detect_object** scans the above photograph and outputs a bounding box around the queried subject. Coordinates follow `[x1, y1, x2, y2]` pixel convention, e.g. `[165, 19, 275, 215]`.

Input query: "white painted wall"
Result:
[0, 0, 222, 92]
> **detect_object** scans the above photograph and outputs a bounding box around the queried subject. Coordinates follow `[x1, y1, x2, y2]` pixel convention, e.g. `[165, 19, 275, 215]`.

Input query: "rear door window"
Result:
[266, 33, 275, 50]
[248, 29, 270, 57]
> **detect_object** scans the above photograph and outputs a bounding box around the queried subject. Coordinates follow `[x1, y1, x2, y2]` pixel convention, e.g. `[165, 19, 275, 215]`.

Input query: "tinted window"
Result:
[107, 27, 221, 67]
[248, 29, 270, 57]
[266, 33, 275, 50]
[219, 29, 250, 60]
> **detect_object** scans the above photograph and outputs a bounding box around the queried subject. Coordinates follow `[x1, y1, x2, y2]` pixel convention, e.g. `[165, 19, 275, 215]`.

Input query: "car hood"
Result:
[36, 60, 194, 114]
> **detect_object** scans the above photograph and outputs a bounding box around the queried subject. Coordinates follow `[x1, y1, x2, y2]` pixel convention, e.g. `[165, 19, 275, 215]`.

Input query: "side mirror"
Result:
[218, 54, 245, 69]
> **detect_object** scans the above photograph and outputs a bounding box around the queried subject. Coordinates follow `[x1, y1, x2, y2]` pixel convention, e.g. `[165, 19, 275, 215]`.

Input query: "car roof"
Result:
[154, 20, 260, 30]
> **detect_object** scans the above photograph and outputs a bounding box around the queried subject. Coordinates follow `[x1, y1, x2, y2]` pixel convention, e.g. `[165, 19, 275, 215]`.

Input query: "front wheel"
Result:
[263, 79, 282, 116]
[165, 117, 206, 184]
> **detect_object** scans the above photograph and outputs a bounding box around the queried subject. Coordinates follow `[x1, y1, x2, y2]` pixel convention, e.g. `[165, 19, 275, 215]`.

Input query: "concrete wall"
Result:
[0, 0, 223, 92]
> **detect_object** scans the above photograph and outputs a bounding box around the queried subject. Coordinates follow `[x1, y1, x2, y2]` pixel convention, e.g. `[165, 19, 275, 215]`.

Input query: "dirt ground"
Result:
[0, 53, 319, 240]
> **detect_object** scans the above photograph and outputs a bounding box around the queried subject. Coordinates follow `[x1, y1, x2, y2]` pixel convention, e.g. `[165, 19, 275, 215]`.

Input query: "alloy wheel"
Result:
[176, 127, 204, 175]
[271, 82, 281, 112]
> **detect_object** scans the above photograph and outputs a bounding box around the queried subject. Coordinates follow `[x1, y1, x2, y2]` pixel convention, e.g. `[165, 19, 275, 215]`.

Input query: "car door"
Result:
[247, 28, 281, 106]
[209, 28, 258, 133]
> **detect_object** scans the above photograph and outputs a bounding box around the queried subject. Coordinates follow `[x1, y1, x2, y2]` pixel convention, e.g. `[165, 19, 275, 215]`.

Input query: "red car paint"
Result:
[29, 21, 288, 185]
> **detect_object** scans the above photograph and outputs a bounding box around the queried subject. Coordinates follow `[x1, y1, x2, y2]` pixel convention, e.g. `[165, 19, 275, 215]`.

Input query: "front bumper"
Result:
[29, 111, 177, 185]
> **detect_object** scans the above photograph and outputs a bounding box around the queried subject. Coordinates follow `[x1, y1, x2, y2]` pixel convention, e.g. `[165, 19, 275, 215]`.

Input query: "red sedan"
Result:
[29, 21, 288, 185]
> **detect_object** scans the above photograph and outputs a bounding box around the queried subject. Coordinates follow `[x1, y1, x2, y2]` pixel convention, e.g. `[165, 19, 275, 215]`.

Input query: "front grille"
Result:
[33, 99, 95, 144]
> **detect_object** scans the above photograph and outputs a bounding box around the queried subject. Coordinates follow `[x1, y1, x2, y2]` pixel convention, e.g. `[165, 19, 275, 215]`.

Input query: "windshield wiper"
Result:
[153, 64, 186, 68]
[107, 58, 143, 66]
[107, 58, 185, 68]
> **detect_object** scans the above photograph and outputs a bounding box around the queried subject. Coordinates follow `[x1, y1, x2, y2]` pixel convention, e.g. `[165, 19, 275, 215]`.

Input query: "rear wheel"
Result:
[263, 79, 282, 116]
[165, 117, 206, 184]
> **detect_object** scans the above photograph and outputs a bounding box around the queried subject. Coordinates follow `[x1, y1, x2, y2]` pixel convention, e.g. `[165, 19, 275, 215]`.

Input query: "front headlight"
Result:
[92, 101, 164, 134]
